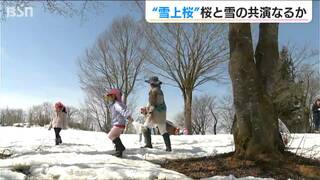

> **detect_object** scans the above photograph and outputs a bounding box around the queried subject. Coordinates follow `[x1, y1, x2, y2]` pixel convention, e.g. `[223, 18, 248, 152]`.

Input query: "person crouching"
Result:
[48, 102, 68, 145]
[104, 88, 133, 158]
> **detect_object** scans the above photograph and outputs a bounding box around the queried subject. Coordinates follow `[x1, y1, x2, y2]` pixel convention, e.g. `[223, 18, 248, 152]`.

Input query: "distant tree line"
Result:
[0, 108, 24, 126]
[0, 102, 96, 131]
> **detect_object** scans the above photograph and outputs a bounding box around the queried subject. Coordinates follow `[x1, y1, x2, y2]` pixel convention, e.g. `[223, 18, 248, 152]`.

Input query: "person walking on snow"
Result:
[48, 102, 68, 145]
[312, 97, 320, 132]
[141, 76, 172, 152]
[104, 88, 133, 158]
[134, 115, 145, 145]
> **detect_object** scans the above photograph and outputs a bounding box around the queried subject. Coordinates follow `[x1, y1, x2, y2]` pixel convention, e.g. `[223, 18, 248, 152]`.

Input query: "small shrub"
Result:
[11, 164, 31, 175]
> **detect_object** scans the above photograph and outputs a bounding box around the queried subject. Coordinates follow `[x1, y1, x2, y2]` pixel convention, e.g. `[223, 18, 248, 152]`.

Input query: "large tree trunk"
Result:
[184, 89, 193, 134]
[229, 23, 284, 160]
[255, 24, 280, 95]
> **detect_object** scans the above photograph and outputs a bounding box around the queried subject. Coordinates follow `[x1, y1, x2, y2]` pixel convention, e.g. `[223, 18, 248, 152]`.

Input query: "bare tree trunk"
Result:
[184, 89, 193, 134]
[209, 103, 218, 135]
[123, 93, 128, 105]
[229, 23, 284, 160]
[212, 113, 218, 135]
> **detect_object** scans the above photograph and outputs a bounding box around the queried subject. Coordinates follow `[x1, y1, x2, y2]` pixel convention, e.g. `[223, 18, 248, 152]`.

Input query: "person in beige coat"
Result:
[48, 102, 68, 145]
[141, 76, 172, 152]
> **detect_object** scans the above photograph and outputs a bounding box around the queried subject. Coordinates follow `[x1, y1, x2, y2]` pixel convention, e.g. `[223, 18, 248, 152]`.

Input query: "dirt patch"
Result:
[11, 164, 31, 176]
[162, 152, 320, 180]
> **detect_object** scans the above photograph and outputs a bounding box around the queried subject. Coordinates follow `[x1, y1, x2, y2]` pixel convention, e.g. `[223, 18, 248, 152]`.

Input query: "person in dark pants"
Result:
[141, 76, 172, 152]
[312, 97, 320, 132]
[54, 128, 62, 144]
[48, 102, 68, 145]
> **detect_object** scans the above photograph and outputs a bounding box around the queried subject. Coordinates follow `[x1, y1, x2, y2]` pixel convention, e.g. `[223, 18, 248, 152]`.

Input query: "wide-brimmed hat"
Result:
[145, 76, 162, 85]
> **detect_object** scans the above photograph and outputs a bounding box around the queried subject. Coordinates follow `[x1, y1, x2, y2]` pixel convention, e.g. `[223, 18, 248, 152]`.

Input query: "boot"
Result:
[58, 137, 62, 144]
[112, 137, 126, 158]
[162, 132, 172, 152]
[55, 138, 59, 145]
[141, 127, 152, 148]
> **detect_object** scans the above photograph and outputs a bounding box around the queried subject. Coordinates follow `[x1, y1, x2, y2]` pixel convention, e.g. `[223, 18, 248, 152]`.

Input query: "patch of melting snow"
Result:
[0, 127, 319, 179]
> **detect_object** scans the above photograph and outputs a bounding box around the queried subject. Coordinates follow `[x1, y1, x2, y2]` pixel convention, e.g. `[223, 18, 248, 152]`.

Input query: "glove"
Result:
[140, 107, 148, 115]
[48, 127, 51, 131]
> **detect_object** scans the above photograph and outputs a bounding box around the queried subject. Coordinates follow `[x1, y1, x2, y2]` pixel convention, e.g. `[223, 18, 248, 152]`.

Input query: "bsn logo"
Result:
[6, 7, 33, 18]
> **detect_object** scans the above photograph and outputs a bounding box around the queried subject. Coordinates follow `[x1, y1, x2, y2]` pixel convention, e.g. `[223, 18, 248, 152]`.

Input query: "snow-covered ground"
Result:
[0, 127, 319, 180]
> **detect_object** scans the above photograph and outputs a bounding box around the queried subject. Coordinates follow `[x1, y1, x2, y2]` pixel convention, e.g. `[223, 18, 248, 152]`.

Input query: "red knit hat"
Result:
[106, 89, 122, 102]
[55, 102, 64, 110]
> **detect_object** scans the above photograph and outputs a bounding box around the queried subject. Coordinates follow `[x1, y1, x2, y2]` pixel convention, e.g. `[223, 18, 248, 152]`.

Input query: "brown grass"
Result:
[162, 151, 320, 180]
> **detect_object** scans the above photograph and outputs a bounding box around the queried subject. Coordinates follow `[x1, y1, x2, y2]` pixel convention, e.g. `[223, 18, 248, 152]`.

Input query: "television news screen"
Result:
[0, 0, 319, 179]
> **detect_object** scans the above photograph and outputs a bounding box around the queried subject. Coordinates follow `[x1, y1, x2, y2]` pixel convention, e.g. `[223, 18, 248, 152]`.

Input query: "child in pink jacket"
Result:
[49, 102, 68, 145]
